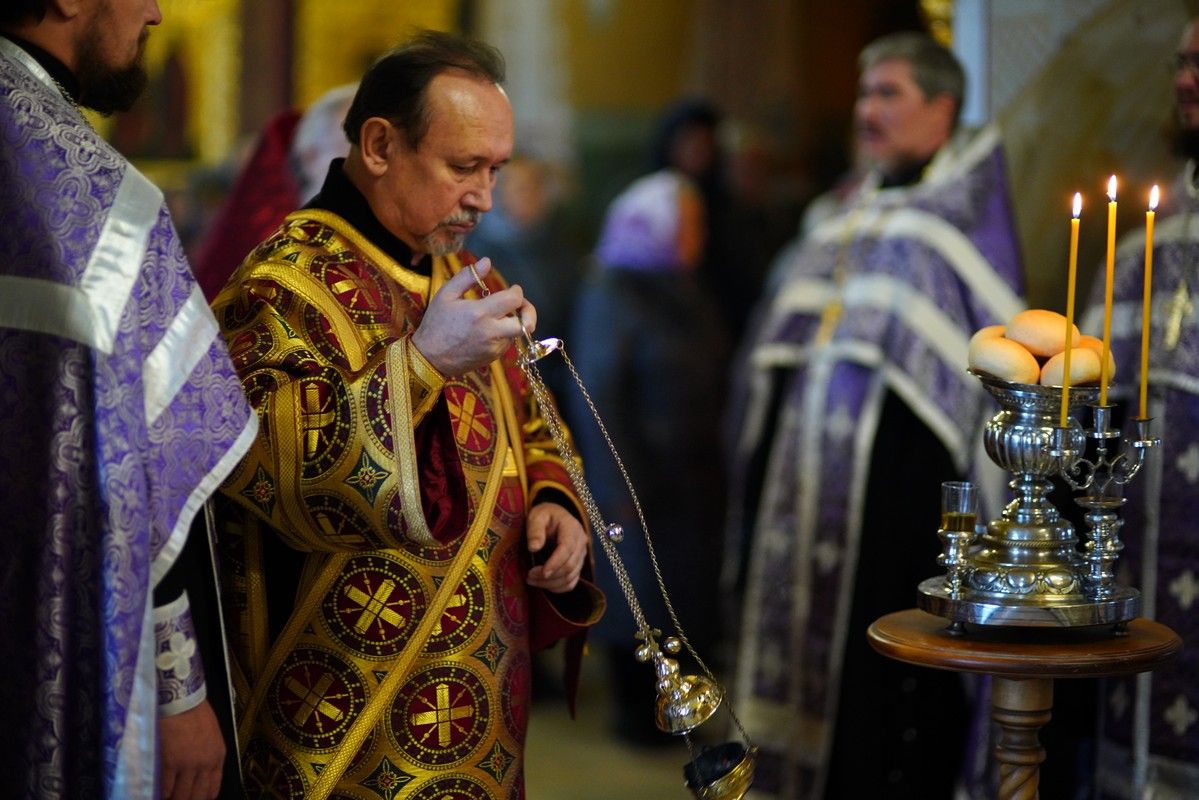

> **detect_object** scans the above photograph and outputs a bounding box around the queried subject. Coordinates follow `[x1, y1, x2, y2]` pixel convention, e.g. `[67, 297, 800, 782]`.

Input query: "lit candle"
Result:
[1100, 175, 1117, 406]
[1060, 192, 1082, 428]
[1139, 185, 1159, 419]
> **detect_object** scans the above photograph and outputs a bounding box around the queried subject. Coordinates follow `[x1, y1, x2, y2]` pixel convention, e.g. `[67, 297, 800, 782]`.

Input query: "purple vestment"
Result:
[726, 128, 1024, 797]
[1082, 161, 1199, 798]
[0, 38, 256, 798]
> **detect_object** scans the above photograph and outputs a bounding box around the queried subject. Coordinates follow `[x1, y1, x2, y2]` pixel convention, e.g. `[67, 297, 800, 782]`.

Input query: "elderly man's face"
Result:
[1174, 20, 1199, 131]
[75, 0, 162, 113]
[854, 58, 953, 177]
[380, 71, 513, 256]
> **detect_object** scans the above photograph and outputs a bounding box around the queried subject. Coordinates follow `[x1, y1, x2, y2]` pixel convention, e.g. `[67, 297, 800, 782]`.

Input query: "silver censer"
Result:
[918, 371, 1160, 628]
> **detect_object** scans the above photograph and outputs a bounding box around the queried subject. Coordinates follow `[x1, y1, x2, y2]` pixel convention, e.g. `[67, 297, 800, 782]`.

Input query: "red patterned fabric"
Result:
[192, 109, 302, 301]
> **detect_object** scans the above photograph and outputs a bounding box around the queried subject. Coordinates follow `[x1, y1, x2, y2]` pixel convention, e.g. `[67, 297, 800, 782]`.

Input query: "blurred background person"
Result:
[711, 120, 803, 346]
[642, 99, 735, 336]
[724, 32, 1024, 798]
[467, 154, 583, 404]
[191, 83, 356, 300]
[568, 118, 730, 745]
[1077, 15, 1199, 799]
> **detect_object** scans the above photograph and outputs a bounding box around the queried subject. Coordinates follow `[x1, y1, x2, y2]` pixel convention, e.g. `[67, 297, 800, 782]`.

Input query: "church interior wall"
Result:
[102, 0, 1199, 323]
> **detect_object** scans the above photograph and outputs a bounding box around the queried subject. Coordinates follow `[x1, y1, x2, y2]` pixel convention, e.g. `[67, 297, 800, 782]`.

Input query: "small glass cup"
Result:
[940, 481, 978, 533]
[938, 481, 978, 598]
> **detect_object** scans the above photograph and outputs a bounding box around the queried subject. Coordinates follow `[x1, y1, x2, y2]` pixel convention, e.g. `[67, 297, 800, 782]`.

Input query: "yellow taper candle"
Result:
[1139, 185, 1159, 418]
[1100, 175, 1117, 406]
[1060, 192, 1082, 428]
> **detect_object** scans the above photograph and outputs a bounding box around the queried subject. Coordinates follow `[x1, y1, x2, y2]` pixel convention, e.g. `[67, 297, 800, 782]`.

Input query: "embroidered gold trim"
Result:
[406, 335, 447, 421]
[387, 337, 436, 547]
[292, 209, 432, 296]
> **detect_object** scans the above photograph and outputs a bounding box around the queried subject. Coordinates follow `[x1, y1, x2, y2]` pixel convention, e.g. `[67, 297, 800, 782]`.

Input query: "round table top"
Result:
[868, 609, 1181, 679]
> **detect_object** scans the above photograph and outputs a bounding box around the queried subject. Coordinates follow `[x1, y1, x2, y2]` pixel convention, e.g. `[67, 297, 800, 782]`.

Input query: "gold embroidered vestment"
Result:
[213, 210, 597, 800]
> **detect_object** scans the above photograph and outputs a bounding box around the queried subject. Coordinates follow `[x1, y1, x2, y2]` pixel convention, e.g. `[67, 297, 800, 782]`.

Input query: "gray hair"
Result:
[859, 32, 965, 127]
[290, 83, 357, 199]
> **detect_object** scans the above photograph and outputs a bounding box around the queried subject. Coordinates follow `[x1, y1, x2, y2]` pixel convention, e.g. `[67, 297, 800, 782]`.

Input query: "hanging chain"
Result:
[465, 262, 750, 745]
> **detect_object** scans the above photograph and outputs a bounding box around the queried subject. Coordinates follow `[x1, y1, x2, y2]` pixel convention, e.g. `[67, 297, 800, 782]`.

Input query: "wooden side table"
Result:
[868, 609, 1181, 800]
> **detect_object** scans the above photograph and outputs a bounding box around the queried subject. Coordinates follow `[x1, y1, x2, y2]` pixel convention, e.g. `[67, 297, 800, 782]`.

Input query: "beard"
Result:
[420, 211, 480, 257]
[1171, 124, 1199, 161]
[75, 29, 149, 115]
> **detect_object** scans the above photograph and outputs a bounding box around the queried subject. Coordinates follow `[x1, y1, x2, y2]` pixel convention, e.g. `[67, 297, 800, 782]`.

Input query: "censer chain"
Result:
[518, 342, 752, 746]
[465, 262, 751, 746]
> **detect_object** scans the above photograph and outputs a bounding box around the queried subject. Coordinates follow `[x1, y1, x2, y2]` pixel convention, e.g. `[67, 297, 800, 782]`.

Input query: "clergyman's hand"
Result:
[526, 503, 587, 593]
[411, 258, 537, 376]
[159, 699, 225, 800]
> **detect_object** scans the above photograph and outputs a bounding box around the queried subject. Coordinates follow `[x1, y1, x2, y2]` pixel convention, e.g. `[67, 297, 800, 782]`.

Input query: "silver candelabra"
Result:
[918, 371, 1160, 628]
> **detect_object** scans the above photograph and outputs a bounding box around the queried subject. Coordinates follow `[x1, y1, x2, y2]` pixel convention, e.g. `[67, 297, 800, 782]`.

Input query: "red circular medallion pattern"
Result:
[241, 739, 307, 798]
[269, 647, 367, 751]
[443, 383, 496, 466]
[408, 774, 494, 800]
[307, 492, 383, 550]
[297, 371, 353, 480]
[321, 554, 427, 659]
[494, 545, 528, 636]
[228, 327, 275, 372]
[501, 652, 531, 745]
[493, 479, 524, 529]
[390, 663, 491, 767]
[301, 304, 352, 369]
[422, 566, 487, 656]
[315, 251, 391, 325]
[362, 360, 393, 454]
[241, 370, 280, 411]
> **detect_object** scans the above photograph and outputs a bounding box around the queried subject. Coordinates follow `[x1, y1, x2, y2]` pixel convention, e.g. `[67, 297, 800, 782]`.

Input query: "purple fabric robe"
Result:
[0, 38, 257, 798]
[1083, 161, 1199, 798]
[726, 127, 1025, 798]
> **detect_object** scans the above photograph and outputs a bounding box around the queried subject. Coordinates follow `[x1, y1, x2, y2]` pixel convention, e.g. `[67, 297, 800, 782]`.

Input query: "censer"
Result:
[471, 265, 757, 800]
[918, 369, 1160, 630]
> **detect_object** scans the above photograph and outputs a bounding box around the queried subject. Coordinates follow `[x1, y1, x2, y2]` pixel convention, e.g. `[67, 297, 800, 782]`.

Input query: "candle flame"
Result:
[1108, 175, 1117, 201]
[1072, 192, 1082, 218]
[1150, 184, 1160, 210]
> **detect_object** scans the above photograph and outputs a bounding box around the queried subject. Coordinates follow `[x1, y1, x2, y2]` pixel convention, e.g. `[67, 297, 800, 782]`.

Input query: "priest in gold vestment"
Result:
[211, 32, 603, 800]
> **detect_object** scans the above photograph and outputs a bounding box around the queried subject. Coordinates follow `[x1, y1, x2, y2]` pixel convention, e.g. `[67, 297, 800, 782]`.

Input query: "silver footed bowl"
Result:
[970, 369, 1099, 477]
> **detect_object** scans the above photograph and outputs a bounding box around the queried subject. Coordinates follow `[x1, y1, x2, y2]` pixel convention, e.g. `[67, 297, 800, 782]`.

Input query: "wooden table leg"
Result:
[991, 676, 1054, 800]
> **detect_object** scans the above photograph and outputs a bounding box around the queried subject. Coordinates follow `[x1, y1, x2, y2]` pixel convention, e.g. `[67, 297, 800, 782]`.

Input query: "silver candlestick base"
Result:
[917, 371, 1152, 628]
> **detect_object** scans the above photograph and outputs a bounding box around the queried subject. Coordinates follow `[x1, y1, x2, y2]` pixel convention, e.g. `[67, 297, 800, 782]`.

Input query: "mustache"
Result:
[443, 211, 480, 227]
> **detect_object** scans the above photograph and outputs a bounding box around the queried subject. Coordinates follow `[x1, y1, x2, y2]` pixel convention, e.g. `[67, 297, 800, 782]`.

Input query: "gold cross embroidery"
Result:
[343, 578, 404, 634]
[431, 590, 467, 636]
[315, 513, 363, 546]
[245, 759, 290, 800]
[329, 264, 369, 308]
[411, 682, 474, 746]
[447, 391, 490, 447]
[814, 299, 844, 345]
[301, 384, 336, 457]
[1165, 280, 1193, 351]
[812, 188, 877, 346]
[285, 671, 346, 729]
